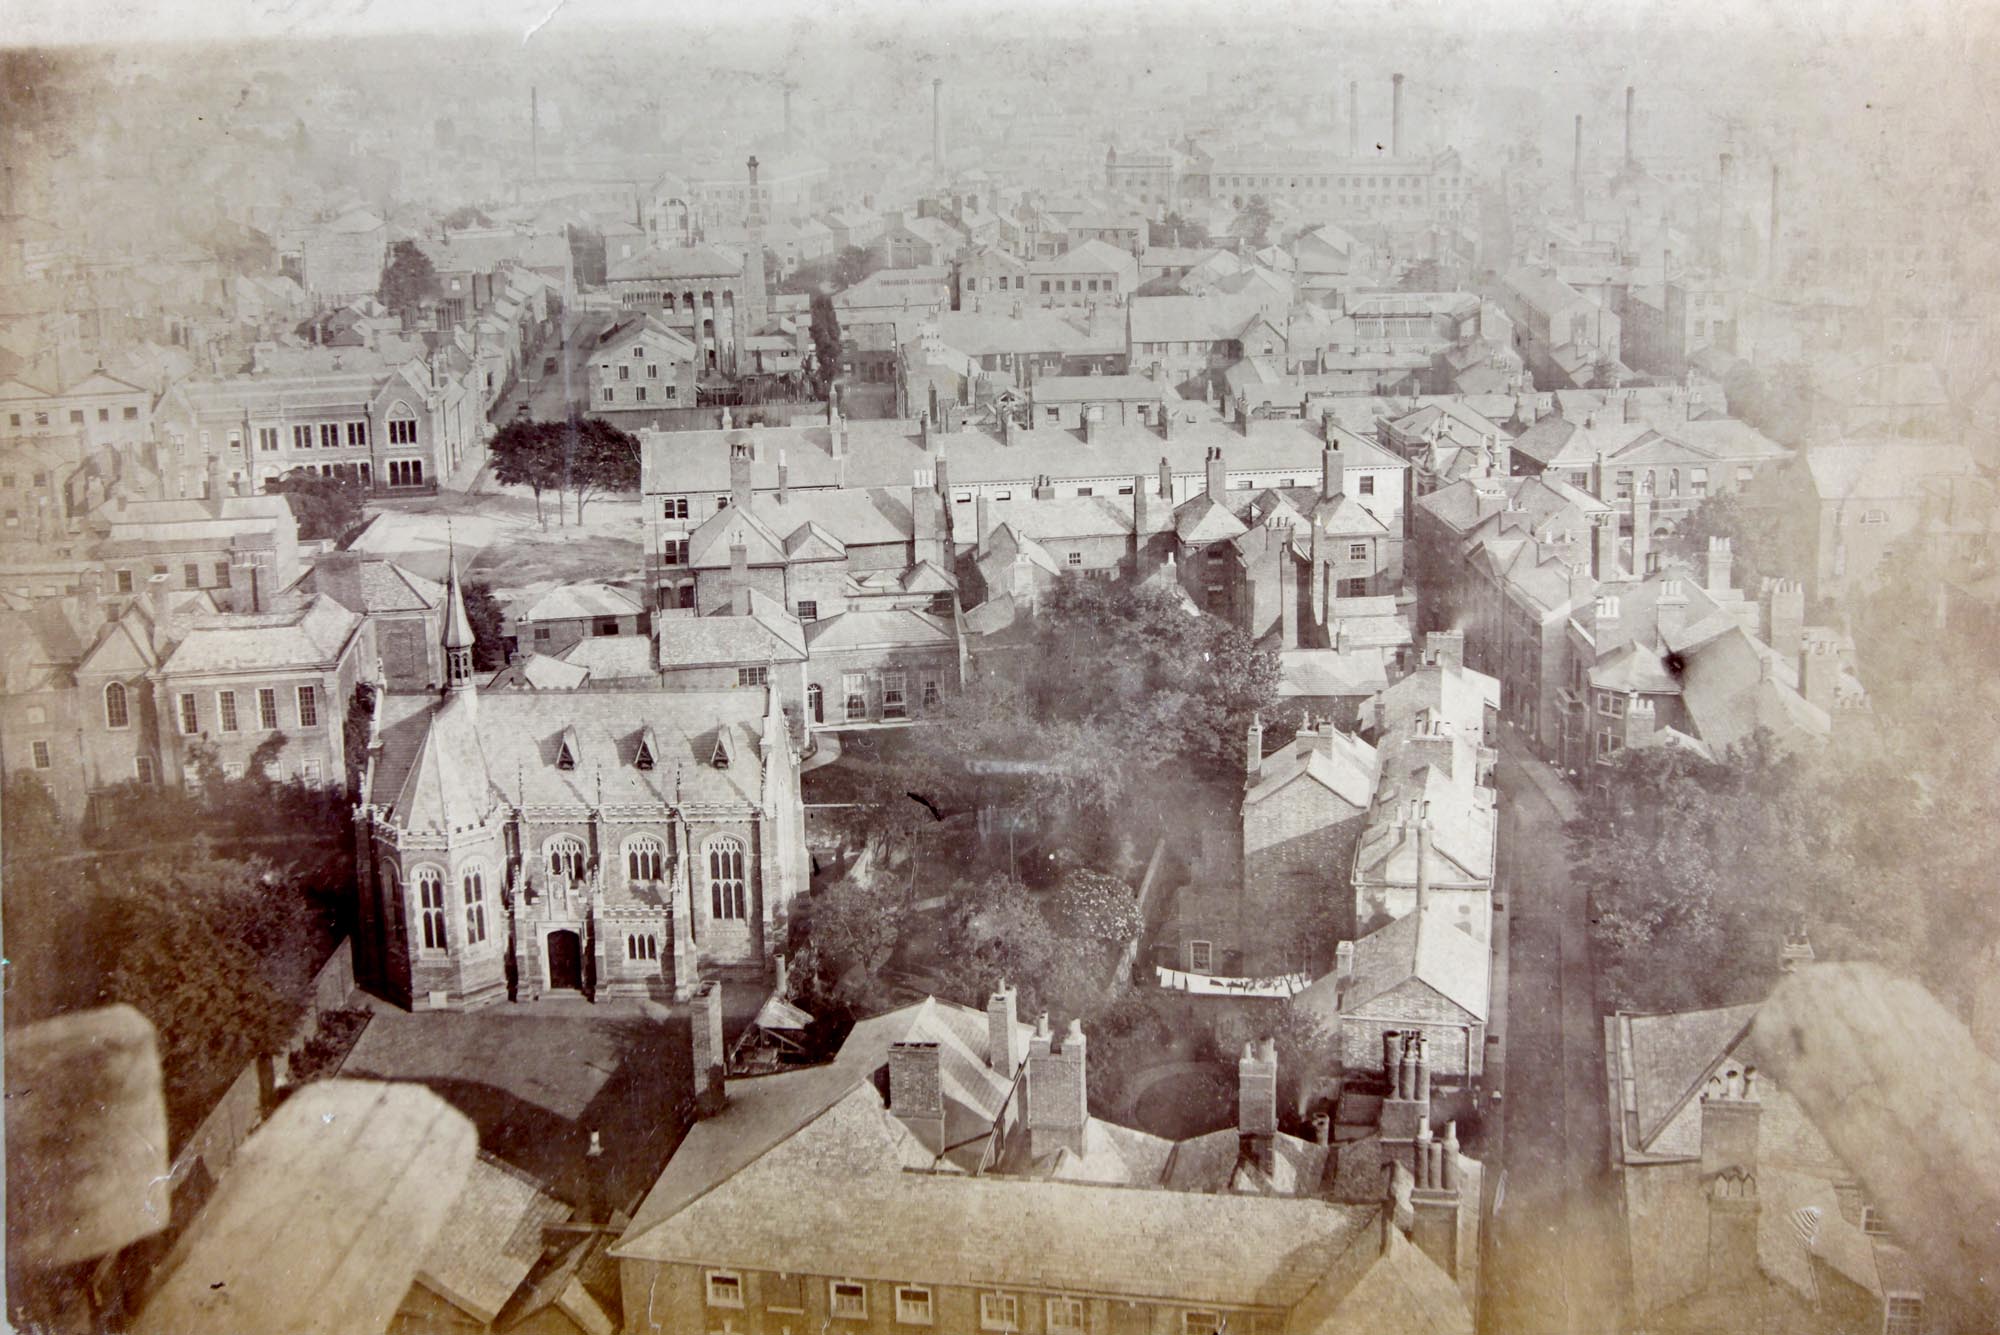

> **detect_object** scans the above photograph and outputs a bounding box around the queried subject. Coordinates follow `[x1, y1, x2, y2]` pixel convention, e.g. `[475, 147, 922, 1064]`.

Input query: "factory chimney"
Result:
[1768, 164, 1782, 278]
[1391, 74, 1405, 157]
[932, 78, 945, 174]
[1572, 114, 1584, 216]
[530, 85, 540, 182]
[1624, 85, 1635, 166]
[783, 85, 794, 142]
[1349, 80, 1360, 157]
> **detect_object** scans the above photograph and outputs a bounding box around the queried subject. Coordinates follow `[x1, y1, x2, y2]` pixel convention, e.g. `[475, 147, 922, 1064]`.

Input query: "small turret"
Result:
[441, 547, 477, 693]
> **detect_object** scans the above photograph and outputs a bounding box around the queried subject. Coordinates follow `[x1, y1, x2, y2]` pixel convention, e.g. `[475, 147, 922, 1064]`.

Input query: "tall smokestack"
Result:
[932, 78, 944, 174]
[1624, 85, 1635, 166]
[1768, 163, 1781, 278]
[530, 85, 540, 182]
[1572, 113, 1584, 216]
[1391, 74, 1405, 158]
[1349, 80, 1359, 157]
[783, 85, 794, 141]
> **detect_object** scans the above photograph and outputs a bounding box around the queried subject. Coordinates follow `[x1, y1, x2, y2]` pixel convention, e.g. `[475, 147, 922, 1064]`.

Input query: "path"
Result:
[1481, 727, 1628, 1335]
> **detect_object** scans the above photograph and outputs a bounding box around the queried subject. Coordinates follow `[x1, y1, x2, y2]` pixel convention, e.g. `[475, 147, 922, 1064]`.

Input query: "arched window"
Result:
[708, 837, 746, 919]
[1668, 468, 1680, 497]
[415, 866, 448, 951]
[627, 836, 663, 882]
[546, 837, 586, 881]
[104, 681, 129, 729]
[462, 866, 488, 944]
[806, 683, 824, 724]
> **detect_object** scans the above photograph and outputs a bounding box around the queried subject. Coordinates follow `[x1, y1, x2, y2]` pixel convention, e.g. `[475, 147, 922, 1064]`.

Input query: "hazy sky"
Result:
[4, 0, 1980, 48]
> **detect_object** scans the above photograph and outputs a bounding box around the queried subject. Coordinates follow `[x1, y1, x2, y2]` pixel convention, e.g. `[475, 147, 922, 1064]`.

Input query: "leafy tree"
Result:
[489, 419, 568, 526]
[801, 871, 908, 1009]
[809, 291, 842, 400]
[832, 245, 879, 290]
[441, 205, 491, 230]
[461, 578, 508, 669]
[1398, 258, 1446, 292]
[1243, 195, 1276, 248]
[1268, 1002, 1342, 1122]
[560, 415, 642, 523]
[376, 238, 440, 313]
[1049, 866, 1143, 948]
[269, 469, 368, 543]
[1722, 360, 1820, 447]
[1150, 212, 1211, 249]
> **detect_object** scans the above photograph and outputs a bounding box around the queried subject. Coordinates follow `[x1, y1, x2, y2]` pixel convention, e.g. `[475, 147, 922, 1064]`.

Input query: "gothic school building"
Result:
[352, 559, 807, 1009]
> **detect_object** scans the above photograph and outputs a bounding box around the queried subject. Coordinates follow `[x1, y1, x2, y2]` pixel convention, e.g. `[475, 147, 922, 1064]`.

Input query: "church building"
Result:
[352, 556, 808, 1009]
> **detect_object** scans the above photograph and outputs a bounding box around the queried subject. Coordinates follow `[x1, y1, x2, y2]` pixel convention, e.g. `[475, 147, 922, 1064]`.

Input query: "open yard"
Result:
[350, 487, 649, 602]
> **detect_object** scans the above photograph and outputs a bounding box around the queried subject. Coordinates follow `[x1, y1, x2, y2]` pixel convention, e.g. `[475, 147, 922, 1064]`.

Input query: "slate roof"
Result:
[520, 582, 648, 622]
[804, 608, 953, 651]
[654, 602, 807, 668]
[413, 1153, 571, 1326]
[605, 243, 746, 283]
[1246, 725, 1379, 813]
[1623, 1004, 1760, 1149]
[1299, 902, 1490, 1023]
[1676, 625, 1829, 753]
[1029, 374, 1172, 404]
[1277, 648, 1391, 699]
[558, 634, 656, 680]
[159, 596, 362, 675]
[292, 557, 441, 616]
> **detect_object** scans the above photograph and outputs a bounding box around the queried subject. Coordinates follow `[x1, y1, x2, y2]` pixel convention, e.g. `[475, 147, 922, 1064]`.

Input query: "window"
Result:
[179, 693, 199, 734]
[104, 681, 130, 729]
[647, 364, 659, 379]
[1348, 542, 1369, 561]
[709, 838, 747, 919]
[1860, 509, 1889, 526]
[662, 497, 690, 519]
[533, 626, 552, 641]
[843, 672, 867, 721]
[896, 1287, 933, 1325]
[831, 1282, 868, 1320]
[464, 867, 488, 944]
[705, 1270, 745, 1310]
[347, 421, 368, 446]
[302, 759, 321, 784]
[257, 427, 279, 452]
[214, 560, 230, 585]
[1040, 281, 1051, 294]
[796, 599, 818, 622]
[1047, 1297, 1086, 1334]
[417, 868, 448, 950]
[547, 838, 586, 880]
[31, 740, 51, 769]
[635, 386, 648, 403]
[660, 537, 689, 565]
[388, 459, 424, 487]
[1189, 940, 1213, 972]
[1690, 467, 1709, 497]
[257, 687, 278, 729]
[294, 424, 313, 450]
[115, 569, 134, 594]
[883, 672, 907, 720]
[136, 755, 155, 784]
[981, 1294, 1020, 1331]
[1737, 465, 1756, 485]
[767, 1274, 805, 1312]
[618, 364, 631, 381]
[1338, 577, 1368, 598]
[1358, 475, 1375, 495]
[1862, 1205, 1892, 1236]
[297, 685, 319, 727]
[388, 417, 418, 445]
[595, 617, 620, 637]
[320, 423, 340, 449]
[1885, 1295, 1924, 1335]
[627, 837, 664, 882]
[33, 411, 46, 426]
[70, 409, 85, 425]
[737, 665, 769, 687]
[217, 690, 239, 732]
[1183, 1313, 1222, 1335]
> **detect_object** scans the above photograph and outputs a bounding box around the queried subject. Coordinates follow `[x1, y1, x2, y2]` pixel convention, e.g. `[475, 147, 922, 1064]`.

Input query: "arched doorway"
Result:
[807, 683, 824, 724]
[546, 929, 583, 991]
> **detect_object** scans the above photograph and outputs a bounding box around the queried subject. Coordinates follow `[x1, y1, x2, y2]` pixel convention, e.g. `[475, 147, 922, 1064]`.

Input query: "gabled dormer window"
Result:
[556, 725, 581, 771]
[711, 730, 733, 769]
[635, 725, 659, 771]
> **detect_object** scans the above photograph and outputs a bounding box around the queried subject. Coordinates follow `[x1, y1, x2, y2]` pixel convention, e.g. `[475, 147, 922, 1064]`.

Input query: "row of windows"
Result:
[703, 1272, 1273, 1334]
[177, 685, 319, 734]
[6, 405, 141, 428]
[411, 865, 488, 952]
[602, 384, 678, 404]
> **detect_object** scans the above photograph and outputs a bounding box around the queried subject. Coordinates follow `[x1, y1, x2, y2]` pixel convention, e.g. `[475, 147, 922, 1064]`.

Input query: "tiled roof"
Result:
[654, 605, 807, 669]
[605, 243, 745, 283]
[159, 596, 361, 675]
[558, 634, 656, 680]
[1676, 626, 1829, 753]
[414, 1153, 571, 1325]
[1247, 725, 1378, 813]
[1623, 1004, 1759, 1149]
[803, 608, 952, 651]
[1302, 901, 1490, 1022]
[292, 557, 441, 616]
[521, 582, 647, 622]
[1502, 267, 1590, 319]
[1130, 293, 1268, 344]
[1277, 648, 1390, 699]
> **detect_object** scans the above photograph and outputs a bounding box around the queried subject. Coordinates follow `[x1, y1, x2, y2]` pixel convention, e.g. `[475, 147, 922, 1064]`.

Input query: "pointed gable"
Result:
[711, 727, 736, 770]
[555, 725, 582, 771]
[687, 507, 788, 569]
[634, 725, 660, 771]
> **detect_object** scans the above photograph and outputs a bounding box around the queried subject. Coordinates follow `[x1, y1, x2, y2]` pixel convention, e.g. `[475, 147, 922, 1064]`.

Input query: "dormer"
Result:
[556, 725, 582, 771]
[711, 728, 736, 770]
[635, 725, 660, 771]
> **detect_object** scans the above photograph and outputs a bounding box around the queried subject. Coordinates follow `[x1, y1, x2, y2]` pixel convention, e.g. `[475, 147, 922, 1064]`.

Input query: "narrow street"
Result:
[1482, 728, 1629, 1335]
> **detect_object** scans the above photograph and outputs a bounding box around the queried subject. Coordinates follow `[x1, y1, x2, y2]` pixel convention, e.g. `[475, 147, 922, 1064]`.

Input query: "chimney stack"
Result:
[1158, 455, 1173, 501]
[777, 448, 789, 504]
[1391, 74, 1405, 157]
[146, 573, 175, 656]
[1592, 515, 1618, 581]
[1322, 444, 1344, 500]
[1349, 80, 1360, 157]
[730, 542, 751, 617]
[1572, 114, 1584, 216]
[1237, 1038, 1279, 1177]
[783, 85, 794, 141]
[1335, 939, 1355, 985]
[1630, 485, 1652, 577]
[206, 455, 225, 515]
[987, 981, 1024, 1075]
[1279, 528, 1299, 649]
[1768, 164, 1781, 278]
[888, 1041, 947, 1155]
[1025, 1015, 1088, 1159]
[1379, 1032, 1431, 1150]
[1705, 536, 1733, 594]
[1623, 85, 1635, 166]
[932, 78, 945, 174]
[690, 980, 726, 1116]
[729, 440, 753, 509]
[1246, 712, 1265, 778]
[1763, 578, 1804, 665]
[1132, 473, 1149, 564]
[1205, 446, 1226, 504]
[1425, 630, 1465, 672]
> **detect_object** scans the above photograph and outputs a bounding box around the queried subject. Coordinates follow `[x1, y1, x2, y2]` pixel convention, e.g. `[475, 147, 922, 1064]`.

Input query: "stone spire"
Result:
[441, 538, 477, 694]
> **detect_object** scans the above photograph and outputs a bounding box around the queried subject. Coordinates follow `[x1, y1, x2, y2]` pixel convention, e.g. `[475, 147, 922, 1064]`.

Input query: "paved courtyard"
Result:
[338, 987, 762, 1218]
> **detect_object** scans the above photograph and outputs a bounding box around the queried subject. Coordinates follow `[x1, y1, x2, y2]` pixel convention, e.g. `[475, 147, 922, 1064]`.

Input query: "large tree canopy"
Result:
[269, 469, 368, 543]
[376, 238, 440, 312]
[488, 416, 639, 525]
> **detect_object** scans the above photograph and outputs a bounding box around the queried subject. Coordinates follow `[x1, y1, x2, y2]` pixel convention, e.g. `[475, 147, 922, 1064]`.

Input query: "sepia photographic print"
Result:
[1, 0, 1996, 1330]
